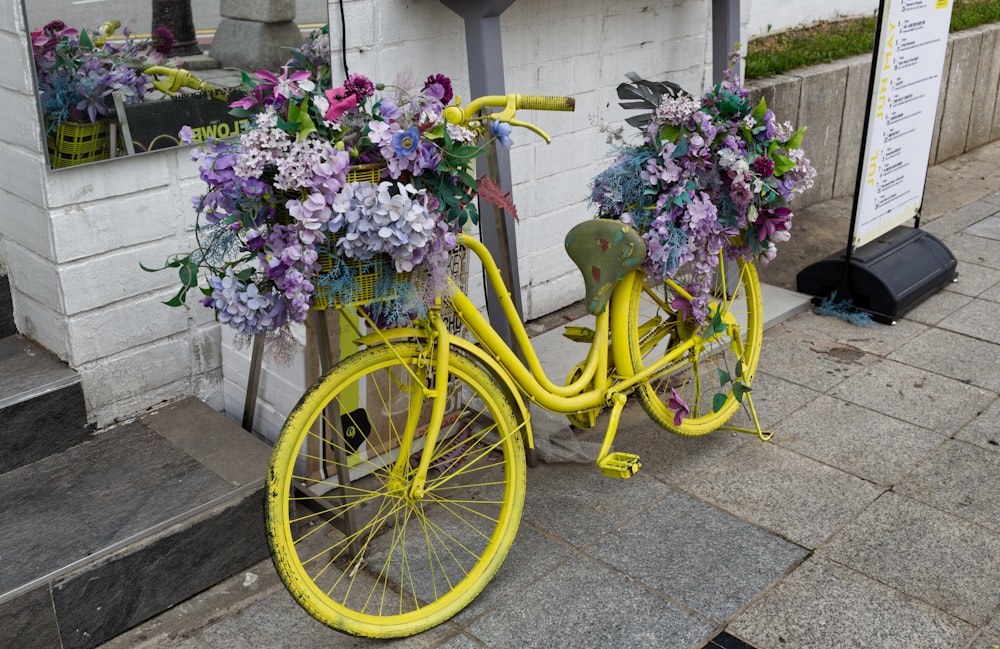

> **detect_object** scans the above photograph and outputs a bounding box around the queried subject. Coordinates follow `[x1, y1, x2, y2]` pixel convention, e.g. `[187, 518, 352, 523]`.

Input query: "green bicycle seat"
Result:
[564, 219, 647, 315]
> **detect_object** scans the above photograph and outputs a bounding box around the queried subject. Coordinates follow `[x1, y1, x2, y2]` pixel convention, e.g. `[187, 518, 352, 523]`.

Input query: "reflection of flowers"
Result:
[30, 19, 176, 129]
[590, 51, 816, 324]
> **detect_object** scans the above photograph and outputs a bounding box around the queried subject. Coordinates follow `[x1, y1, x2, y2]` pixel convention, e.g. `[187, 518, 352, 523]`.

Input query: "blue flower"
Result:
[491, 119, 513, 148]
[392, 126, 421, 157]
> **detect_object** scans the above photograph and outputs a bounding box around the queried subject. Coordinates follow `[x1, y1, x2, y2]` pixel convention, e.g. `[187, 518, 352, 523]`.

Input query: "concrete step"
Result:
[0, 334, 89, 473]
[0, 397, 272, 649]
[0, 273, 14, 338]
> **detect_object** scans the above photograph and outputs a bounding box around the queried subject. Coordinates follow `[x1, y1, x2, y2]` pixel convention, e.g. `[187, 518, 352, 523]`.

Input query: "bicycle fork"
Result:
[383, 309, 453, 501]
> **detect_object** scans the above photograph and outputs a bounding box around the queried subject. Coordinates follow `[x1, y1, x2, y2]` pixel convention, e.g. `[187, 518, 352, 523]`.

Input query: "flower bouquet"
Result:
[31, 19, 177, 166]
[589, 52, 816, 324]
[154, 63, 506, 343]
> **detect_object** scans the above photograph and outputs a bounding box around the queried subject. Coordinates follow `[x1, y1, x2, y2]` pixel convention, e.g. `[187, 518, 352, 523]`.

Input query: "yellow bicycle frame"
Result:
[354, 232, 712, 489]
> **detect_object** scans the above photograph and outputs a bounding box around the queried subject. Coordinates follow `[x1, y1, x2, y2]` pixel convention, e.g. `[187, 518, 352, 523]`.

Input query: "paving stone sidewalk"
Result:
[100, 144, 1000, 649]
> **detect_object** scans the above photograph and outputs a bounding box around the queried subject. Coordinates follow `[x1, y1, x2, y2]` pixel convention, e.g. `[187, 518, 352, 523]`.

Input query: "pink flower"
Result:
[324, 86, 358, 121]
[668, 388, 690, 427]
[255, 66, 315, 102]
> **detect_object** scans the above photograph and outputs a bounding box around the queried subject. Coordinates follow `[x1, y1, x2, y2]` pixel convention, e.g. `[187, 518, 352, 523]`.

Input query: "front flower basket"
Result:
[46, 119, 111, 168]
[312, 250, 412, 311]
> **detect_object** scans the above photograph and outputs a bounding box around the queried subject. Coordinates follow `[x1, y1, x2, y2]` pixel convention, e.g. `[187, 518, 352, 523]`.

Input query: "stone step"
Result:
[0, 334, 89, 473]
[0, 273, 14, 338]
[0, 397, 273, 649]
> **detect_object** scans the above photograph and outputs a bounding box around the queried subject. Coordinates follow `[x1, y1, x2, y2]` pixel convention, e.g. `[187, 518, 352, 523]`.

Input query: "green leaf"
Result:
[79, 29, 93, 50]
[163, 294, 187, 308]
[772, 154, 796, 176]
[659, 124, 681, 143]
[717, 368, 732, 387]
[712, 392, 728, 413]
[736, 359, 745, 380]
[670, 137, 689, 159]
[733, 381, 751, 403]
[752, 96, 768, 119]
[178, 260, 199, 290]
[786, 126, 806, 150]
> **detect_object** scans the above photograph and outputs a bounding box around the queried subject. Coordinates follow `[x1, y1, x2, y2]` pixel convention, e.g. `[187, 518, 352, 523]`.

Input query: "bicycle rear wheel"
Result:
[266, 341, 526, 638]
[624, 259, 763, 436]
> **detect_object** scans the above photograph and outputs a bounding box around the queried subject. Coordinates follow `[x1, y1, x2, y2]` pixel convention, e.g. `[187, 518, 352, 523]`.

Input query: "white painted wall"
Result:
[746, 0, 879, 37]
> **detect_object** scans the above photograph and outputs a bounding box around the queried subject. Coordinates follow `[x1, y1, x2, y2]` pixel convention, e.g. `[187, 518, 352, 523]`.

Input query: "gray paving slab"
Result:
[453, 524, 575, 625]
[462, 553, 714, 649]
[195, 585, 458, 648]
[727, 556, 974, 649]
[970, 633, 1000, 649]
[681, 441, 882, 548]
[829, 358, 994, 435]
[520, 460, 671, 548]
[937, 297, 1000, 341]
[955, 395, 1000, 452]
[905, 287, 973, 325]
[755, 318, 874, 392]
[922, 198, 1000, 239]
[771, 394, 945, 486]
[944, 262, 1000, 297]
[716, 370, 824, 433]
[944, 232, 1000, 271]
[588, 491, 807, 622]
[894, 439, 1000, 533]
[888, 327, 1000, 393]
[613, 410, 751, 486]
[964, 214, 1000, 240]
[781, 308, 928, 356]
[820, 492, 1000, 625]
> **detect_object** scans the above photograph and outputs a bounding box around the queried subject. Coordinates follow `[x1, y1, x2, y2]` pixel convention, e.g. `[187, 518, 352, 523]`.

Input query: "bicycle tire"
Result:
[266, 341, 526, 638]
[624, 260, 763, 436]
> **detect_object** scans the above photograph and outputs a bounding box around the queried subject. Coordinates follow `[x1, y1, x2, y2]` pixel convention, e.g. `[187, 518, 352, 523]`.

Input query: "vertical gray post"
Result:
[712, 0, 740, 82]
[440, 0, 520, 347]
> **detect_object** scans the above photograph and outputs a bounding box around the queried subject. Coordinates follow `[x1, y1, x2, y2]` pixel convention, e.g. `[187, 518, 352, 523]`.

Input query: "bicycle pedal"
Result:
[598, 452, 641, 479]
[562, 326, 595, 343]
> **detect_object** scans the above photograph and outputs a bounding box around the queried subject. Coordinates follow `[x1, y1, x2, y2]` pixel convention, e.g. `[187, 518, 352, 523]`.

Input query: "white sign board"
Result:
[853, 0, 953, 248]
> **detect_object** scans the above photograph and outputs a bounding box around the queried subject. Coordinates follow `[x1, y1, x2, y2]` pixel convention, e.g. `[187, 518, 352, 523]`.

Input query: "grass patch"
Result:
[746, 0, 1000, 79]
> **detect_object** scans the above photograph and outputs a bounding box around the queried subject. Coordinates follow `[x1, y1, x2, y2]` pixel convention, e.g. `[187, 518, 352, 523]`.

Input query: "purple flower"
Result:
[241, 177, 268, 199]
[422, 74, 453, 104]
[377, 97, 402, 121]
[752, 156, 775, 178]
[344, 74, 375, 100]
[151, 26, 175, 55]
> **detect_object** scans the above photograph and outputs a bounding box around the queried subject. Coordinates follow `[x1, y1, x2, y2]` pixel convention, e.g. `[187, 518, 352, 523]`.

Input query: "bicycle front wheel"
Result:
[266, 342, 526, 638]
[624, 259, 763, 436]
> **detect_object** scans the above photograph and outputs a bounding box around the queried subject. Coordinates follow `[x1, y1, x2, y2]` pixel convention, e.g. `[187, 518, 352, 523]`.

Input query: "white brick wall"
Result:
[1, 0, 844, 434]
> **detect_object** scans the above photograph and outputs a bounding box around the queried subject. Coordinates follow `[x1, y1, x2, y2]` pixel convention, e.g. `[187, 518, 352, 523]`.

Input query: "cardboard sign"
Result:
[853, 0, 954, 247]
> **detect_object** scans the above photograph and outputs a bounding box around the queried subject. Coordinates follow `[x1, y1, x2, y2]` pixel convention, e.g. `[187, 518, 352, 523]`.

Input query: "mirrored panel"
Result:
[24, 0, 327, 168]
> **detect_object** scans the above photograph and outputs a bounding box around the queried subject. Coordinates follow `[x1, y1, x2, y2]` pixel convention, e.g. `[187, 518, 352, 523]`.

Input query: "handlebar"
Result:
[146, 66, 228, 100]
[442, 93, 575, 143]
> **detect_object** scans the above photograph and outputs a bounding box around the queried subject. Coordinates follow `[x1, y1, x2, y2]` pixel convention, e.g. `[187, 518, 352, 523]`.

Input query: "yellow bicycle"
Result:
[264, 93, 765, 638]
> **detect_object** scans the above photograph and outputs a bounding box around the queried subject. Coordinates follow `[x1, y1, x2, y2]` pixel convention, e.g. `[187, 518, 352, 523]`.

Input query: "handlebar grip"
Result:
[515, 95, 575, 112]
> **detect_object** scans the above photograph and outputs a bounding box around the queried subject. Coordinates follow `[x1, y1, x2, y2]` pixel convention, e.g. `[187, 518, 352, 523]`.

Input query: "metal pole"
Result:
[440, 0, 520, 348]
[712, 0, 740, 82]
